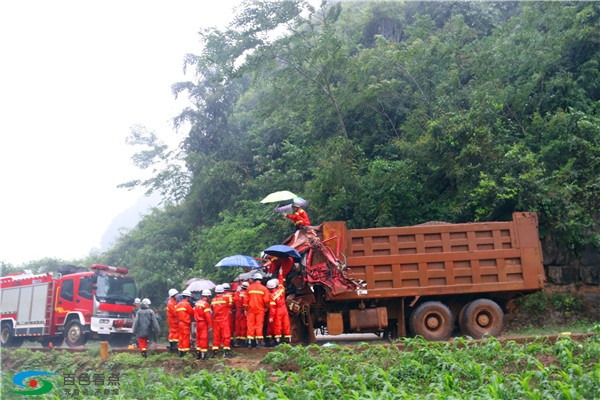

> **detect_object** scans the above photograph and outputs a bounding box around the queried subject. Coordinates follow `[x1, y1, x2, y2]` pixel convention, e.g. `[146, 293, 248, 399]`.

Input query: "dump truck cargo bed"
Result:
[323, 212, 545, 301]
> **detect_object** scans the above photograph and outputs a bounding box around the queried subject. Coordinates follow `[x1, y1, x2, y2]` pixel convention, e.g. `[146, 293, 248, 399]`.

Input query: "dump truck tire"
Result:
[462, 299, 504, 339]
[410, 301, 454, 341]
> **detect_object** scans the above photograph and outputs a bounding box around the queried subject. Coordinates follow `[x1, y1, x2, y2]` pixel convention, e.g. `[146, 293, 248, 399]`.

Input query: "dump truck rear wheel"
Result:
[457, 302, 470, 336]
[409, 301, 454, 341]
[462, 299, 504, 339]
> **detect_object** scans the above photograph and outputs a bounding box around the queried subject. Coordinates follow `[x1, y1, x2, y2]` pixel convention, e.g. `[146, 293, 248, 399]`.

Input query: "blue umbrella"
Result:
[263, 245, 302, 262]
[215, 255, 262, 269]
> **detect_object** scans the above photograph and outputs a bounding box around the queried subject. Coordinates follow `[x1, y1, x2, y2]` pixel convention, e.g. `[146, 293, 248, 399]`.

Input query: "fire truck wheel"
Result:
[1, 323, 23, 347]
[409, 301, 454, 341]
[462, 299, 504, 339]
[64, 320, 88, 347]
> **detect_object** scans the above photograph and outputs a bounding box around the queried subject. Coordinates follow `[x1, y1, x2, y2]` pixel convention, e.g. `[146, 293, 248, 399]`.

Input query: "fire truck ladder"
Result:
[43, 281, 55, 336]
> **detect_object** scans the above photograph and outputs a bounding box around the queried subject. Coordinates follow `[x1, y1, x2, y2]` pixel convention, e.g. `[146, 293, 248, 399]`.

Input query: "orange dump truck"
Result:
[288, 212, 545, 342]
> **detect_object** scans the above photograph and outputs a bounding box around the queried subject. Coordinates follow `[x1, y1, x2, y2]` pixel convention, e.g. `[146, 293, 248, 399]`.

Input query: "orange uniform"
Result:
[233, 289, 247, 341]
[285, 207, 310, 227]
[269, 284, 291, 341]
[269, 256, 295, 285]
[223, 290, 235, 340]
[166, 297, 180, 346]
[211, 293, 233, 351]
[243, 281, 270, 341]
[194, 297, 213, 354]
[176, 298, 194, 353]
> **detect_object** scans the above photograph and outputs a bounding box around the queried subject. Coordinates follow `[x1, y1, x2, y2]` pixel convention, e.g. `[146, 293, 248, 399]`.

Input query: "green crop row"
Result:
[2, 325, 599, 399]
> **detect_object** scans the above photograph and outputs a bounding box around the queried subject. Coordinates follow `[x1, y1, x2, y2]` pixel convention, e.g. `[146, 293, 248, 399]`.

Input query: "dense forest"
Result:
[8, 1, 600, 301]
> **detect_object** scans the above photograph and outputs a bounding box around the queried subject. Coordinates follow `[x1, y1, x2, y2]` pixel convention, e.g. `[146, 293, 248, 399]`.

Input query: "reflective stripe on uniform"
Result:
[272, 290, 283, 300]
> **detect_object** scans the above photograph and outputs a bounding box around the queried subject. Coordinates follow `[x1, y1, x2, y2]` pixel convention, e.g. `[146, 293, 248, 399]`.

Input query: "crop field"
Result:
[2, 326, 599, 399]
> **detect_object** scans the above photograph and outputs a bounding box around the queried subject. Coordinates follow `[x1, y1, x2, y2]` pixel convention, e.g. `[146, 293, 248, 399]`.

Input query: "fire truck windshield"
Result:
[95, 275, 137, 303]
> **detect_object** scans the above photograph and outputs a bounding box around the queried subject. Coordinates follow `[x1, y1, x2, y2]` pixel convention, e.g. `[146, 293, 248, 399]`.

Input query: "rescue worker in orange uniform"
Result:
[243, 273, 270, 348]
[166, 288, 180, 352]
[285, 200, 310, 229]
[175, 289, 194, 357]
[211, 285, 234, 357]
[265, 304, 276, 347]
[233, 281, 249, 347]
[222, 283, 235, 345]
[267, 279, 292, 344]
[265, 254, 295, 285]
[194, 288, 213, 360]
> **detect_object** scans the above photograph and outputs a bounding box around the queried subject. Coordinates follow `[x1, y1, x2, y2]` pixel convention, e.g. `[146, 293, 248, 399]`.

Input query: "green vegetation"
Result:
[2, 326, 599, 399]
[2, 1, 598, 305]
[110, 0, 599, 300]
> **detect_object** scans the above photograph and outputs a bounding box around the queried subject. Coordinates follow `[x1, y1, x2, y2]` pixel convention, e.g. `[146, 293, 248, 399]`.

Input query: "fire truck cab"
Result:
[0, 264, 137, 348]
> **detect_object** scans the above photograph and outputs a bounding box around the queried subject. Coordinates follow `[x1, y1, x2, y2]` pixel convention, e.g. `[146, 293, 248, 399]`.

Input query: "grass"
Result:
[505, 319, 596, 337]
[2, 323, 599, 399]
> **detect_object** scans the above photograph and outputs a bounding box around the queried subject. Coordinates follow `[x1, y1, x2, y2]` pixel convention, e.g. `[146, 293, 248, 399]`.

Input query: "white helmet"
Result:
[253, 273, 262, 280]
[134, 298, 141, 304]
[214, 285, 224, 293]
[261, 251, 269, 259]
[222, 283, 231, 290]
[201, 289, 212, 297]
[266, 279, 278, 289]
[168, 288, 179, 297]
[141, 298, 151, 306]
[181, 289, 192, 297]
[241, 281, 249, 289]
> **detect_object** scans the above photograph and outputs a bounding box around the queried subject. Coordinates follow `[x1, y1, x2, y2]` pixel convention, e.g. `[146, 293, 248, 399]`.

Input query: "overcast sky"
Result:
[0, 0, 238, 265]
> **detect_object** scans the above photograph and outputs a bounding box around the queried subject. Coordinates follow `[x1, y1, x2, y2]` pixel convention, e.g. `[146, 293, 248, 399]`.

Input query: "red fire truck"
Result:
[0, 264, 137, 348]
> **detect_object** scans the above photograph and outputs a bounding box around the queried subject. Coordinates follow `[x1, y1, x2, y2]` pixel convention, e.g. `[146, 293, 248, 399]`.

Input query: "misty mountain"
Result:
[99, 192, 161, 252]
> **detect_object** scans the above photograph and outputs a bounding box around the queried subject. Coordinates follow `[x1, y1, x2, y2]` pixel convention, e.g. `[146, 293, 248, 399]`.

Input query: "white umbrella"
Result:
[186, 279, 216, 292]
[260, 190, 297, 204]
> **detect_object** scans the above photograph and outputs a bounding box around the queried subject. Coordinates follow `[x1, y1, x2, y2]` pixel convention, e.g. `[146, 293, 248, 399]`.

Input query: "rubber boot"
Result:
[224, 350, 233, 358]
[200, 352, 208, 360]
[142, 351, 148, 358]
[178, 351, 185, 357]
[256, 339, 263, 349]
[169, 342, 178, 352]
[250, 339, 256, 348]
